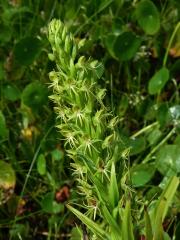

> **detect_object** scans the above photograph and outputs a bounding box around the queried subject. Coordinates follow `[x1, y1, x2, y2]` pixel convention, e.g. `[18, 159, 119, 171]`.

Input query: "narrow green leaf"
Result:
[148, 67, 169, 95]
[144, 206, 153, 240]
[109, 162, 119, 209]
[101, 205, 122, 240]
[66, 204, 109, 239]
[152, 176, 179, 240]
[122, 200, 134, 240]
[81, 156, 107, 202]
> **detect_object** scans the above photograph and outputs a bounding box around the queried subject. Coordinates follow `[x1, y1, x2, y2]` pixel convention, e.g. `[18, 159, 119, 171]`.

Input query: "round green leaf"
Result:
[129, 136, 146, 155]
[156, 145, 180, 176]
[148, 67, 169, 95]
[113, 32, 141, 61]
[41, 192, 64, 214]
[14, 37, 42, 65]
[22, 82, 48, 111]
[135, 0, 160, 35]
[0, 111, 8, 139]
[3, 84, 21, 101]
[37, 154, 46, 175]
[131, 163, 155, 187]
[0, 161, 16, 204]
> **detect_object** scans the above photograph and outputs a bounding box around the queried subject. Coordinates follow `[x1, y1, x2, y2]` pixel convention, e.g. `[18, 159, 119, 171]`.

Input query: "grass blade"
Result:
[122, 200, 134, 240]
[152, 176, 179, 240]
[109, 162, 120, 210]
[144, 206, 153, 240]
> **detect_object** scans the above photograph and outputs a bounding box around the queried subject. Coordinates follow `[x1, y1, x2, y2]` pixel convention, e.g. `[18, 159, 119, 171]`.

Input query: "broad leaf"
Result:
[135, 0, 160, 35]
[148, 67, 169, 94]
[113, 32, 141, 61]
[156, 144, 180, 176]
[3, 84, 21, 101]
[14, 37, 42, 65]
[22, 82, 48, 112]
[131, 163, 155, 187]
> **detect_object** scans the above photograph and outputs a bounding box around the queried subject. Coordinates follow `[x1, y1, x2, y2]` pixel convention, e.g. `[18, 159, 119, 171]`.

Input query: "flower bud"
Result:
[108, 116, 119, 129]
[62, 26, 67, 42]
[65, 35, 71, 54]
[71, 44, 77, 60]
[48, 53, 55, 61]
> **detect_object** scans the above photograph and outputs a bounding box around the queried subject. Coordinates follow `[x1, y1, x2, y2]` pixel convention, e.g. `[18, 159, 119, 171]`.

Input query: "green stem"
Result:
[163, 22, 180, 67]
[143, 127, 176, 164]
[21, 125, 53, 196]
[131, 122, 158, 138]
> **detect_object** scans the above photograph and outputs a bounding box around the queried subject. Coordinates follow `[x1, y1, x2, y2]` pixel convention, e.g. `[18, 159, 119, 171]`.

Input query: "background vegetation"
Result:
[0, 0, 179, 239]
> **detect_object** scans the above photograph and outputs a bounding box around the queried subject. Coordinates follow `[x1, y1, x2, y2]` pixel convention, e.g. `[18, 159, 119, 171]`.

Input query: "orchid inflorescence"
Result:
[47, 19, 178, 240]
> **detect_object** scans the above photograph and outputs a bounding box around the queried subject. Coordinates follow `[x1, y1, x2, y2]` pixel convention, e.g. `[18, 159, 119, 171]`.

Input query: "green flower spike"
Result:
[48, 19, 123, 240]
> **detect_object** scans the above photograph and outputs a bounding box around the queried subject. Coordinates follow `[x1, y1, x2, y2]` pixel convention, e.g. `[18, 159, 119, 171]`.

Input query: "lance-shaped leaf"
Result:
[108, 162, 119, 209]
[66, 204, 109, 240]
[152, 176, 179, 240]
[122, 200, 134, 240]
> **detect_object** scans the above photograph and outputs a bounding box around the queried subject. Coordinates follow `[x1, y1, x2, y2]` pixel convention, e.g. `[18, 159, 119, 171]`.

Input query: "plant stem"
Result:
[21, 125, 53, 196]
[131, 122, 158, 138]
[163, 22, 180, 67]
[143, 127, 176, 163]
